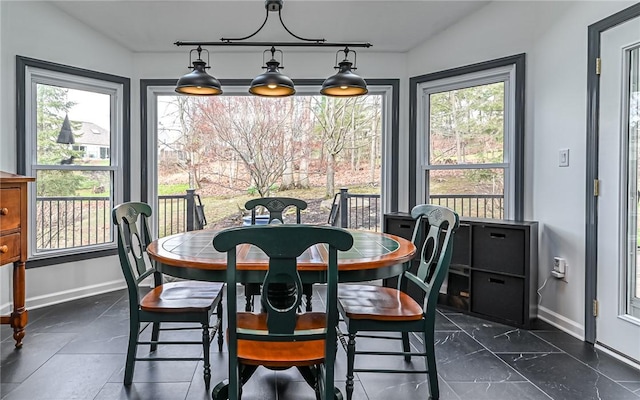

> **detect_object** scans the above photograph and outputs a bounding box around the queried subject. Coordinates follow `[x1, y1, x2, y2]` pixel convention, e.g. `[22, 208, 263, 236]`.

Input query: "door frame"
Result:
[585, 2, 640, 344]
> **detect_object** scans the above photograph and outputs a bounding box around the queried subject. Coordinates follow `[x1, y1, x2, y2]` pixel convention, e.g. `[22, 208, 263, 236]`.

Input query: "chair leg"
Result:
[124, 319, 139, 385]
[303, 283, 313, 311]
[345, 333, 356, 400]
[423, 332, 439, 400]
[243, 283, 261, 312]
[402, 332, 411, 361]
[150, 321, 160, 352]
[202, 322, 211, 389]
[216, 301, 224, 351]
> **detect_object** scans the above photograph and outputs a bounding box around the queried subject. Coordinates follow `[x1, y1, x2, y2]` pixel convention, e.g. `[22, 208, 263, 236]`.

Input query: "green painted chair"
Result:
[212, 225, 353, 400]
[245, 197, 307, 225]
[337, 204, 459, 400]
[112, 202, 224, 388]
[243, 197, 314, 312]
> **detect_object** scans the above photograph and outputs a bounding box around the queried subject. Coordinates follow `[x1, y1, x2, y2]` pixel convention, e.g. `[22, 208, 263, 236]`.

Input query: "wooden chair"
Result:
[337, 204, 459, 400]
[112, 202, 224, 388]
[245, 196, 307, 225]
[243, 197, 314, 312]
[212, 224, 353, 400]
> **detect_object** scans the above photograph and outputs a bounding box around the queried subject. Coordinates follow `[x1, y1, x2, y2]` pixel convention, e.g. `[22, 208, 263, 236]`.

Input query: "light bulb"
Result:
[268, 83, 278, 89]
[340, 85, 348, 90]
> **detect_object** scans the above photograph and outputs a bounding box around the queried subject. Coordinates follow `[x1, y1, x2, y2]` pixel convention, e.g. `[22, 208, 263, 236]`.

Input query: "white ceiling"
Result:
[50, 0, 489, 53]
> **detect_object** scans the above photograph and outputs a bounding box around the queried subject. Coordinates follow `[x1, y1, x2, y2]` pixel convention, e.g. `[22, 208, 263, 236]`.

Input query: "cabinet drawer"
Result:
[471, 271, 524, 325]
[0, 188, 21, 232]
[385, 217, 415, 240]
[472, 225, 525, 275]
[0, 232, 20, 264]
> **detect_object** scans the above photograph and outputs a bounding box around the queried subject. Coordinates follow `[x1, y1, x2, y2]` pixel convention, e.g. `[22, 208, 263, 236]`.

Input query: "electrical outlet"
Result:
[552, 257, 566, 280]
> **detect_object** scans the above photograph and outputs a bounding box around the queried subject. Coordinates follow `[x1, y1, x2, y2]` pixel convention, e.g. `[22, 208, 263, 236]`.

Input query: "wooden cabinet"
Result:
[0, 171, 35, 347]
[384, 213, 538, 328]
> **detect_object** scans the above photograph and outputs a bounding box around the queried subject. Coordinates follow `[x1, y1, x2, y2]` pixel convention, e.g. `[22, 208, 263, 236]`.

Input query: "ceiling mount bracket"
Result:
[266, 0, 283, 12]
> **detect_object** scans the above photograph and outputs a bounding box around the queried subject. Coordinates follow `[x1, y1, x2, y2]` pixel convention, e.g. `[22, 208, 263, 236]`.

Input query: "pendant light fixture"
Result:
[249, 47, 295, 97]
[321, 48, 368, 97]
[174, 0, 371, 97]
[175, 46, 222, 96]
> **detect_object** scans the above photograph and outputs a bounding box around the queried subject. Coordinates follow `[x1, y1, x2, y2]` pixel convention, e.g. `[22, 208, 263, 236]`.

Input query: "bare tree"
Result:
[197, 97, 296, 197]
[311, 96, 377, 196]
[158, 97, 212, 189]
[294, 96, 316, 188]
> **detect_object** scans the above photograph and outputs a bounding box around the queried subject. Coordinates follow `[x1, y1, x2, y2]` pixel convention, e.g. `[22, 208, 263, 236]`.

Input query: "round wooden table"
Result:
[147, 229, 416, 283]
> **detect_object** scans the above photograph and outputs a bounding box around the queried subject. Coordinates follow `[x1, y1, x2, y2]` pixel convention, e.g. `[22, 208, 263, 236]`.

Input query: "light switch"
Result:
[559, 149, 569, 167]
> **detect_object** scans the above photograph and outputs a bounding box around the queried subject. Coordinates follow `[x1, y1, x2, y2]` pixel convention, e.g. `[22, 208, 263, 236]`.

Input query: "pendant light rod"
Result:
[175, 41, 371, 48]
[174, 0, 372, 49]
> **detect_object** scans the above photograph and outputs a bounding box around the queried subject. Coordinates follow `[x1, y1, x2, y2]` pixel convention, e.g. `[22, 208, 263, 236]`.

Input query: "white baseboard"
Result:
[0, 279, 126, 315]
[538, 305, 585, 340]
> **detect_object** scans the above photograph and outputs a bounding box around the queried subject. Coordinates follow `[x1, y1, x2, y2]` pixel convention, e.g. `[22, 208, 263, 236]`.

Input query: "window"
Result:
[17, 57, 130, 265]
[141, 79, 399, 236]
[410, 55, 525, 219]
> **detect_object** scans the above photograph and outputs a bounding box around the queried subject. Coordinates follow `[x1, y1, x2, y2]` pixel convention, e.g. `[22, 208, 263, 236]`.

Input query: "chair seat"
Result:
[140, 281, 224, 313]
[235, 312, 327, 367]
[338, 284, 423, 321]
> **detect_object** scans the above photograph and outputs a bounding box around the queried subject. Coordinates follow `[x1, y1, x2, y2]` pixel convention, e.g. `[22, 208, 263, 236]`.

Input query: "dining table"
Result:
[145, 227, 417, 400]
[146, 228, 417, 285]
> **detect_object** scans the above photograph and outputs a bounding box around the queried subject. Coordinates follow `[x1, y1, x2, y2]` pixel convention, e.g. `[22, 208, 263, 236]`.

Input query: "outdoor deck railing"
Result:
[330, 188, 381, 231]
[154, 189, 206, 237]
[328, 190, 504, 231]
[430, 194, 504, 219]
[35, 190, 503, 250]
[35, 190, 206, 250]
[36, 196, 111, 250]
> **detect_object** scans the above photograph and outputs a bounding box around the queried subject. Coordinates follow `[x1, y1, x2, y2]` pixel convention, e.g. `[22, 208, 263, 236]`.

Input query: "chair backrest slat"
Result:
[214, 225, 352, 334]
[406, 204, 460, 313]
[245, 197, 308, 225]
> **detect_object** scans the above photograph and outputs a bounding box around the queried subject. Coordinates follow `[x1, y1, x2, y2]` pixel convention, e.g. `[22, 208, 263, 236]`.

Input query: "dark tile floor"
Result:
[2, 288, 640, 400]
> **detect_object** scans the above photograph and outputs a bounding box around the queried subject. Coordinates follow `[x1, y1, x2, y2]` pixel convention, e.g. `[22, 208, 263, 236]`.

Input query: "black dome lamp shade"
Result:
[175, 46, 222, 96]
[321, 48, 368, 97]
[249, 47, 295, 97]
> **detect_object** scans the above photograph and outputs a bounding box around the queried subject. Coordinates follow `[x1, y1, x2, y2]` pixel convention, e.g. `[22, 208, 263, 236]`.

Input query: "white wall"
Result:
[408, 0, 636, 338]
[0, 1, 134, 311]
